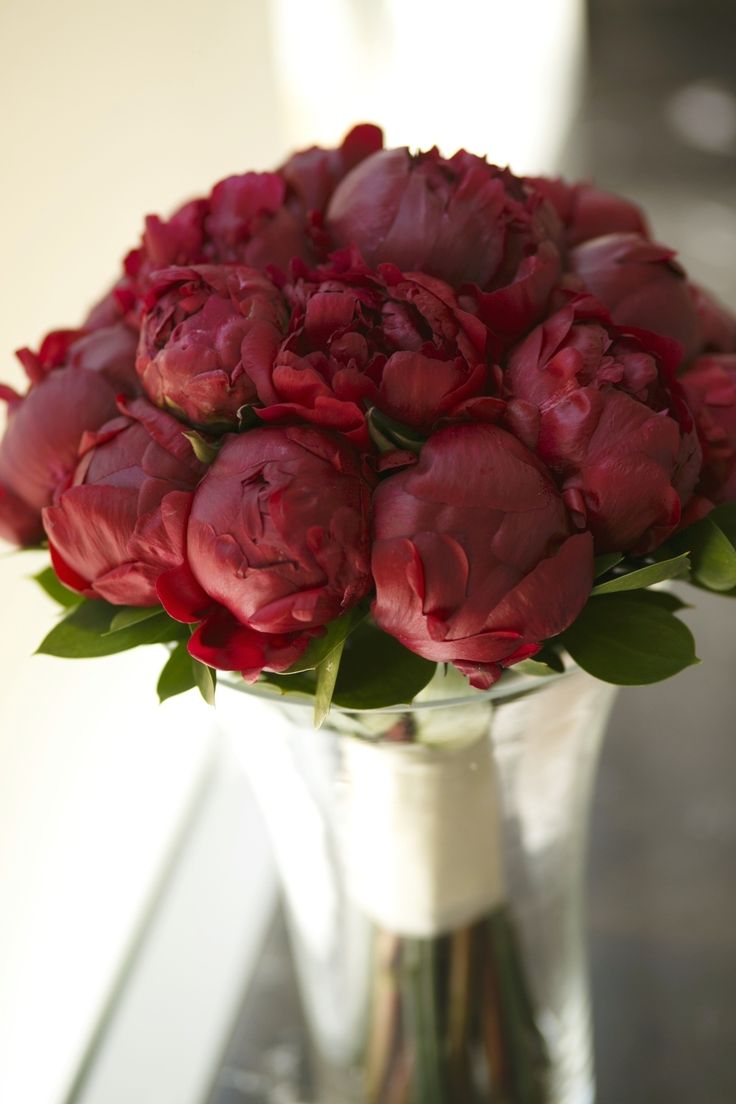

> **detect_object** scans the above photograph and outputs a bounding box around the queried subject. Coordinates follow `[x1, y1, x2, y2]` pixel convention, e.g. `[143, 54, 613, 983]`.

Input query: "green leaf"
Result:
[313, 638, 345, 728]
[32, 566, 81, 609]
[37, 600, 186, 658]
[591, 552, 690, 595]
[594, 552, 624, 578]
[710, 503, 736, 546]
[367, 407, 425, 455]
[192, 659, 217, 705]
[157, 642, 197, 703]
[514, 659, 561, 678]
[331, 623, 436, 709]
[260, 669, 318, 697]
[561, 592, 699, 685]
[664, 516, 736, 592]
[286, 604, 368, 673]
[182, 429, 220, 465]
[107, 606, 164, 633]
[621, 588, 689, 613]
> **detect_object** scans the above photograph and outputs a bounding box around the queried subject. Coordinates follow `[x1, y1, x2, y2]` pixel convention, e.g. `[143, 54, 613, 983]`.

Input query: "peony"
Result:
[250, 253, 499, 447]
[528, 176, 649, 249]
[569, 233, 699, 358]
[15, 318, 139, 394]
[326, 146, 562, 350]
[0, 367, 119, 546]
[136, 264, 288, 428]
[504, 299, 702, 552]
[680, 354, 736, 504]
[689, 284, 736, 356]
[43, 398, 206, 605]
[157, 425, 374, 678]
[371, 423, 594, 689]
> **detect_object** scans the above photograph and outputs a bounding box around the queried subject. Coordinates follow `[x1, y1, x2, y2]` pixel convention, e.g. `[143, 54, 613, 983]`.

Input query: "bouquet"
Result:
[2, 125, 735, 1102]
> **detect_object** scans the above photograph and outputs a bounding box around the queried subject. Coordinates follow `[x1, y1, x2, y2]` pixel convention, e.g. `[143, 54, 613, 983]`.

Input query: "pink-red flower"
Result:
[15, 318, 139, 394]
[680, 354, 736, 504]
[0, 368, 119, 546]
[43, 398, 206, 605]
[136, 264, 288, 428]
[158, 426, 374, 679]
[504, 299, 702, 552]
[371, 423, 594, 689]
[569, 233, 699, 358]
[528, 177, 649, 249]
[327, 147, 562, 350]
[250, 254, 499, 447]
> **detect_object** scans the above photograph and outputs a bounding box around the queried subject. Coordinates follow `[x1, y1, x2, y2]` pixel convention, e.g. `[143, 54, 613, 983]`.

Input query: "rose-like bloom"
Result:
[528, 176, 649, 249]
[157, 426, 374, 679]
[43, 398, 206, 605]
[120, 126, 383, 318]
[15, 317, 139, 394]
[371, 424, 594, 689]
[505, 300, 702, 552]
[136, 264, 288, 428]
[569, 233, 700, 358]
[680, 354, 736, 503]
[326, 147, 562, 349]
[0, 367, 118, 546]
[249, 253, 499, 448]
[689, 284, 736, 356]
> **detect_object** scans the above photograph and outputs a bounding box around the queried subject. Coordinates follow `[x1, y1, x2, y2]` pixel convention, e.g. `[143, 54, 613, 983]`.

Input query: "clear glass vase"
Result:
[217, 664, 617, 1104]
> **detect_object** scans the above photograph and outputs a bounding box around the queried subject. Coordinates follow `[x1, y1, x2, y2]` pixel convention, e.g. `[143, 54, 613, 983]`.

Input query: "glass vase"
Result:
[217, 664, 617, 1104]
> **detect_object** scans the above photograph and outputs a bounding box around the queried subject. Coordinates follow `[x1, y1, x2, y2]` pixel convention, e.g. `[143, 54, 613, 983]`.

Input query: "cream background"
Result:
[0, 3, 584, 1102]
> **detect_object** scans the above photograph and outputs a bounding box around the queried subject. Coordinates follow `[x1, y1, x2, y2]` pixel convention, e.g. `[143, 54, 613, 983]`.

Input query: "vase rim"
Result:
[220, 663, 577, 715]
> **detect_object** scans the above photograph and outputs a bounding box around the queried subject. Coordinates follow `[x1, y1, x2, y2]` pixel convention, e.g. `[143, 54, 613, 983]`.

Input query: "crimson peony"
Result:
[504, 299, 702, 552]
[158, 426, 374, 678]
[371, 423, 593, 689]
[43, 398, 206, 605]
[528, 177, 649, 249]
[569, 233, 699, 358]
[136, 264, 288, 428]
[0, 367, 119, 546]
[680, 354, 736, 504]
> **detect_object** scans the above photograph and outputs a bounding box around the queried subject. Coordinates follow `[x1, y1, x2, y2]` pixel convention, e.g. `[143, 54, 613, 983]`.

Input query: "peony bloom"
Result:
[121, 126, 384, 317]
[0, 368, 119, 546]
[680, 354, 736, 504]
[136, 264, 288, 428]
[250, 253, 498, 447]
[504, 300, 702, 552]
[371, 423, 594, 689]
[158, 426, 374, 679]
[689, 284, 736, 356]
[528, 177, 649, 250]
[326, 147, 562, 349]
[15, 318, 139, 394]
[42, 398, 206, 605]
[569, 233, 699, 358]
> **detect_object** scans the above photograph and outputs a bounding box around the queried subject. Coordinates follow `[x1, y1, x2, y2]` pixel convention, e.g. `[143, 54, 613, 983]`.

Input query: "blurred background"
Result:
[0, 1, 734, 1102]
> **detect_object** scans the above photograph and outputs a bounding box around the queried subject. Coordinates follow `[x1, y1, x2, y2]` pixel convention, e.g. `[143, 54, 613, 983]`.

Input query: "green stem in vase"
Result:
[402, 938, 446, 1104]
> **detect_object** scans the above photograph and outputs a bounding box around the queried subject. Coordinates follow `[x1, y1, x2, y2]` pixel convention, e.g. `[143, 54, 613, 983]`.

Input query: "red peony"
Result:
[680, 354, 736, 504]
[528, 177, 649, 249]
[15, 318, 139, 394]
[0, 367, 119, 546]
[569, 233, 700, 358]
[250, 253, 498, 447]
[136, 264, 288, 428]
[43, 398, 206, 605]
[327, 147, 562, 350]
[504, 299, 702, 552]
[371, 423, 594, 689]
[158, 425, 374, 679]
[689, 284, 736, 356]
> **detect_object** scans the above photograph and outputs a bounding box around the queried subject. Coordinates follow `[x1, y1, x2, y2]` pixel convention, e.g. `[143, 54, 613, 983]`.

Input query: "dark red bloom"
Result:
[250, 254, 498, 447]
[529, 177, 649, 249]
[680, 354, 736, 504]
[326, 146, 562, 349]
[0, 368, 118, 546]
[504, 299, 702, 552]
[158, 426, 373, 678]
[569, 233, 699, 358]
[15, 319, 139, 394]
[371, 423, 594, 689]
[121, 126, 384, 318]
[136, 264, 288, 428]
[42, 398, 206, 605]
[689, 284, 736, 356]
